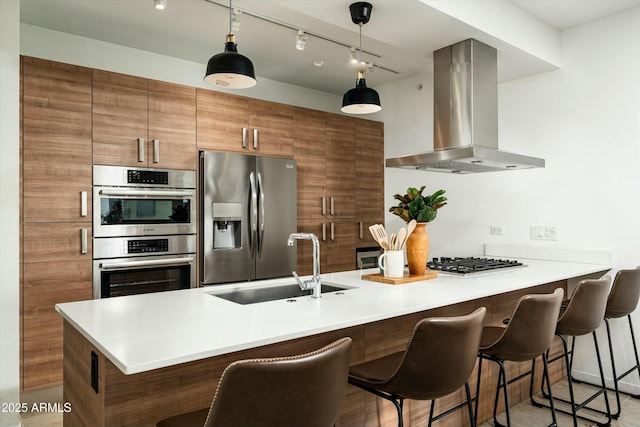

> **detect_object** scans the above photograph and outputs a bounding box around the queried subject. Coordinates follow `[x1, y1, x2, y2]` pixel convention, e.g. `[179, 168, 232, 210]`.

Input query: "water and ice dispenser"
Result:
[212, 203, 242, 249]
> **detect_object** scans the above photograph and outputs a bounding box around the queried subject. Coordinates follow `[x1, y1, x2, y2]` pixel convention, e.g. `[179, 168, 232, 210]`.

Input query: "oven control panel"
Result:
[127, 169, 169, 185]
[127, 239, 169, 253]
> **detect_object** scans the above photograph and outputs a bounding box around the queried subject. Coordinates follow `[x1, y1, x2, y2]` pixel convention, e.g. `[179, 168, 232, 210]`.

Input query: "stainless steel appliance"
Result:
[200, 151, 297, 285]
[93, 235, 196, 298]
[386, 39, 545, 173]
[92, 165, 197, 298]
[356, 247, 382, 269]
[427, 257, 526, 276]
[93, 165, 196, 237]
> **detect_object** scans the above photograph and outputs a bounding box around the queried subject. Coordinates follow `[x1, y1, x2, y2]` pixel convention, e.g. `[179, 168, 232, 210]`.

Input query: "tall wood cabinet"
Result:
[294, 108, 383, 275]
[93, 70, 196, 169]
[21, 57, 94, 390]
[197, 89, 294, 157]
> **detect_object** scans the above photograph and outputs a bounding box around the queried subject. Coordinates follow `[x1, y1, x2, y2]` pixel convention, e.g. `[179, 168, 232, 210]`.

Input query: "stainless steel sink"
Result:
[208, 282, 350, 305]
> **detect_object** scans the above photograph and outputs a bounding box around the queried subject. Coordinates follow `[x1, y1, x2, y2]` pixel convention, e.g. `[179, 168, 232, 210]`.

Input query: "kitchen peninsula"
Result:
[56, 256, 610, 427]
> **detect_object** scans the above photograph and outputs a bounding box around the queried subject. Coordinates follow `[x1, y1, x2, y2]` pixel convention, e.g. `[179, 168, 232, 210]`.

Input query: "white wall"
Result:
[0, 0, 21, 425]
[379, 6, 640, 393]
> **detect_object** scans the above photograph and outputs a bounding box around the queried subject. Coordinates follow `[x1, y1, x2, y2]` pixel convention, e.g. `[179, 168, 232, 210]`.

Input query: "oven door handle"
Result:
[99, 189, 195, 197]
[100, 256, 194, 269]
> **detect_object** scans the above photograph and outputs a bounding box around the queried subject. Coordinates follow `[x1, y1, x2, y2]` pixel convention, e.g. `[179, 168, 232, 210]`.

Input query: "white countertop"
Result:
[56, 258, 611, 375]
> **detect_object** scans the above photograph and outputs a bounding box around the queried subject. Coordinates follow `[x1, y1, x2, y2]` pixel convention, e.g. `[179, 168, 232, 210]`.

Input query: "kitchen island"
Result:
[56, 255, 611, 427]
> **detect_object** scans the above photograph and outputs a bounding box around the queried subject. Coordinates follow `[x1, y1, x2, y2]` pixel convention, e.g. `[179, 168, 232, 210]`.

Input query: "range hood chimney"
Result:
[386, 39, 545, 174]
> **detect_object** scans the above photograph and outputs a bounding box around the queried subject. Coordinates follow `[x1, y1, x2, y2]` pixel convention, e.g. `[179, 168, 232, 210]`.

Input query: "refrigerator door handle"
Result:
[249, 171, 258, 258]
[257, 172, 265, 258]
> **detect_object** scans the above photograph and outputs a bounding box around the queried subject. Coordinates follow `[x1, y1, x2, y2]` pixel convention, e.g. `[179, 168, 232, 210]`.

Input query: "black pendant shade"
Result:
[341, 77, 381, 114]
[204, 35, 256, 89]
[342, 2, 381, 114]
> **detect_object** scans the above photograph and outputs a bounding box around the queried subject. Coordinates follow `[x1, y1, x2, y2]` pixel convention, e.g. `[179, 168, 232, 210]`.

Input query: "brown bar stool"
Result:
[155, 337, 352, 427]
[475, 288, 564, 427]
[348, 307, 486, 427]
[534, 277, 612, 427]
[572, 268, 640, 419]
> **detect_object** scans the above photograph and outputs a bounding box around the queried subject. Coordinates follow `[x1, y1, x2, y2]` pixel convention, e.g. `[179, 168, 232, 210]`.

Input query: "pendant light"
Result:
[204, 0, 256, 89]
[341, 2, 381, 114]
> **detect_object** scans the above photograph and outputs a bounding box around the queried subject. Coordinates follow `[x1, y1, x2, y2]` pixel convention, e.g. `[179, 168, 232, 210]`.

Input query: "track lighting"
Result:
[204, 0, 256, 89]
[295, 30, 307, 51]
[154, 0, 167, 10]
[341, 2, 381, 115]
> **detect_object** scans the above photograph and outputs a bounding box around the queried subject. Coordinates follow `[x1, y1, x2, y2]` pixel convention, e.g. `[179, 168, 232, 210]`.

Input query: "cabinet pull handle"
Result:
[330, 197, 335, 215]
[321, 197, 326, 216]
[153, 139, 159, 163]
[242, 128, 248, 148]
[253, 128, 259, 149]
[359, 221, 363, 239]
[331, 223, 335, 241]
[322, 223, 326, 241]
[80, 191, 87, 217]
[80, 229, 88, 254]
[137, 138, 145, 162]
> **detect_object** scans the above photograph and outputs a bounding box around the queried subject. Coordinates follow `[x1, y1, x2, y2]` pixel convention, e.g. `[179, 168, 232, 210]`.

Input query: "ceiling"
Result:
[19, 0, 640, 95]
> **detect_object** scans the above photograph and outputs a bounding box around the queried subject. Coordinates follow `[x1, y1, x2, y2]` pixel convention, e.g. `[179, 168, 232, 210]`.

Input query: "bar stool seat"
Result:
[534, 277, 612, 427]
[348, 307, 486, 427]
[475, 288, 564, 427]
[155, 337, 352, 427]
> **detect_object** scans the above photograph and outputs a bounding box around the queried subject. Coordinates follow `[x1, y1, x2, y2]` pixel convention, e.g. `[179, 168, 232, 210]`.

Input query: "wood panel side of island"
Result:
[62, 280, 567, 427]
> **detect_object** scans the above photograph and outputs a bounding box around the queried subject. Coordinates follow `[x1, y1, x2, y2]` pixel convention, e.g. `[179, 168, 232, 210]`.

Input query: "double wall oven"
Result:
[92, 165, 196, 298]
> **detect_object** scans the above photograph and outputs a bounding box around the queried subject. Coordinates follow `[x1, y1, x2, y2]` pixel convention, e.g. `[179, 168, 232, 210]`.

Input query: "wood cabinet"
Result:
[197, 89, 294, 157]
[93, 70, 196, 169]
[21, 57, 93, 390]
[355, 119, 385, 248]
[294, 109, 383, 274]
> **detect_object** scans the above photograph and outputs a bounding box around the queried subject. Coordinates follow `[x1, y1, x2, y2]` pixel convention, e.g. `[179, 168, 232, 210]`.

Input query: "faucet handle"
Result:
[292, 270, 314, 291]
[292, 271, 306, 290]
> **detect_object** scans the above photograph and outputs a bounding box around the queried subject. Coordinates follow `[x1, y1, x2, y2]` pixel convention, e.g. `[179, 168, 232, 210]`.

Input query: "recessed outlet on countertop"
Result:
[490, 225, 505, 235]
[530, 225, 557, 241]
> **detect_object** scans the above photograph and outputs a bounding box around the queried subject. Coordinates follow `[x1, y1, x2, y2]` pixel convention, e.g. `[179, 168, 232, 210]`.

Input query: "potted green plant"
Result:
[389, 186, 447, 223]
[389, 186, 447, 276]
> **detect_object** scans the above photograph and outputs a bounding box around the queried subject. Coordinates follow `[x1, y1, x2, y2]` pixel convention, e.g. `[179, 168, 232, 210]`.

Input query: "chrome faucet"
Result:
[287, 232, 321, 298]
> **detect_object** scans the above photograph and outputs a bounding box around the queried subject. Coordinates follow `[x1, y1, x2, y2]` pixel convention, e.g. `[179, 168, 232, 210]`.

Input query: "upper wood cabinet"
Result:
[326, 115, 356, 219]
[22, 57, 93, 223]
[355, 118, 385, 248]
[294, 107, 327, 220]
[93, 70, 196, 169]
[197, 89, 294, 157]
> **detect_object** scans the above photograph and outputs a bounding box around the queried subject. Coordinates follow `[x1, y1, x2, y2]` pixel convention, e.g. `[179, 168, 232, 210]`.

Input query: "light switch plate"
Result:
[490, 225, 505, 235]
[530, 225, 557, 241]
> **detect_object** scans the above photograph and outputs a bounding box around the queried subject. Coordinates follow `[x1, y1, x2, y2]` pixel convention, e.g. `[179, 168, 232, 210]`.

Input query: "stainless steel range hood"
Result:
[386, 39, 545, 174]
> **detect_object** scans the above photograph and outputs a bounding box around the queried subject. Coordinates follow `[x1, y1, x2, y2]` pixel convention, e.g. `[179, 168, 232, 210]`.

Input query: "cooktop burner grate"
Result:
[427, 257, 525, 275]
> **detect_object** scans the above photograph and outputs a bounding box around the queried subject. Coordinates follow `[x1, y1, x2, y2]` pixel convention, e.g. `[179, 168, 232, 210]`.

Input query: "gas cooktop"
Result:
[427, 257, 526, 276]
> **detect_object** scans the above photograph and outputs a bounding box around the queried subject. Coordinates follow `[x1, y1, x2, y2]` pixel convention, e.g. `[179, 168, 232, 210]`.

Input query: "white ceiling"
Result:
[19, 0, 640, 94]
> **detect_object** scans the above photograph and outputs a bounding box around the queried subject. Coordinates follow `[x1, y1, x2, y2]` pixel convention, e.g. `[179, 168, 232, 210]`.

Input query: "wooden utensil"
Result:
[405, 220, 417, 242]
[397, 227, 407, 250]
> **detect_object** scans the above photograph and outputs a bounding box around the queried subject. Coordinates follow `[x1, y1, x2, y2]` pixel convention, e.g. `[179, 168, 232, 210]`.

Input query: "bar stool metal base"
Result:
[570, 315, 640, 419]
[534, 332, 612, 427]
[351, 382, 477, 427]
[475, 352, 558, 427]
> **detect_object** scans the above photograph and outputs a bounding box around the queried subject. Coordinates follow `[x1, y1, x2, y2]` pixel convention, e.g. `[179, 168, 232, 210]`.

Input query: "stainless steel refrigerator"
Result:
[200, 151, 297, 285]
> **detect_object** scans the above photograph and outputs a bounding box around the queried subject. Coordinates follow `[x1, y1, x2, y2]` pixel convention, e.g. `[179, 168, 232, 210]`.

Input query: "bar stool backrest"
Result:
[381, 307, 486, 400]
[203, 337, 352, 427]
[606, 268, 640, 319]
[558, 277, 611, 336]
[482, 288, 564, 362]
